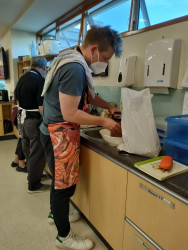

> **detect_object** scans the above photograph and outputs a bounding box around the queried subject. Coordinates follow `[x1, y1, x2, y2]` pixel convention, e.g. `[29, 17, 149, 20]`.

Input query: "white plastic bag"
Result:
[118, 88, 160, 158]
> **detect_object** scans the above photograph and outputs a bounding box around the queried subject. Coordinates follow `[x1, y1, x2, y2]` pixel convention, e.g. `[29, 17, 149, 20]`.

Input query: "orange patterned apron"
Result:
[48, 122, 80, 189]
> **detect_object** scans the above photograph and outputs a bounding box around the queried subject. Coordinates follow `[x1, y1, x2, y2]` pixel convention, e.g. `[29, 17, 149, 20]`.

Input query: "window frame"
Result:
[37, 0, 188, 47]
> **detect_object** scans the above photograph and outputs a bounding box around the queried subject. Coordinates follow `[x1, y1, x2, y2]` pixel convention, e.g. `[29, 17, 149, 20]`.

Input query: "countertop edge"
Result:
[81, 135, 188, 206]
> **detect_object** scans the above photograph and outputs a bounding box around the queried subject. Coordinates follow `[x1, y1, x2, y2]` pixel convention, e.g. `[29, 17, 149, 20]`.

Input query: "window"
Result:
[138, 0, 188, 29]
[41, 23, 56, 40]
[57, 15, 82, 51]
[38, 0, 188, 46]
[84, 0, 131, 37]
[42, 30, 56, 40]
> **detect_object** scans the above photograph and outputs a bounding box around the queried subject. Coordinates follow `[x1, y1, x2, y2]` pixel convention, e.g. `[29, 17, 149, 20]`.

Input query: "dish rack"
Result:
[155, 119, 167, 146]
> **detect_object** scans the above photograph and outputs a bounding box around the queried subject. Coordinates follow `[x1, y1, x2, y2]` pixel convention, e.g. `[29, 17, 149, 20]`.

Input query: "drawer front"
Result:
[123, 218, 162, 250]
[126, 172, 188, 250]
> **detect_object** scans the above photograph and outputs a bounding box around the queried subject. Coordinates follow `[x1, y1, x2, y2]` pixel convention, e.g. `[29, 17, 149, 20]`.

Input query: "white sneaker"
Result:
[69, 211, 81, 223]
[48, 213, 54, 224]
[48, 211, 80, 224]
[56, 230, 94, 250]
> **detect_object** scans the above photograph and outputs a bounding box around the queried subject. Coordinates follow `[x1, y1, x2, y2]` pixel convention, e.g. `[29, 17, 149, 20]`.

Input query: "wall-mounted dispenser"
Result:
[118, 56, 136, 87]
[181, 60, 188, 114]
[144, 39, 182, 90]
[181, 60, 188, 88]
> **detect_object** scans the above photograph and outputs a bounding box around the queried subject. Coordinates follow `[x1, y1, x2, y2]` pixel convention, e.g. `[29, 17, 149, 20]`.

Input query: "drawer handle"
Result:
[126, 217, 163, 250]
[135, 234, 151, 250]
[140, 183, 175, 209]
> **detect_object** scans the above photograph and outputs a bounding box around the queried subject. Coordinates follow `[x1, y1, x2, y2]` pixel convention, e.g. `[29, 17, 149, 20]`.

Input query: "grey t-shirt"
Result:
[40, 62, 88, 135]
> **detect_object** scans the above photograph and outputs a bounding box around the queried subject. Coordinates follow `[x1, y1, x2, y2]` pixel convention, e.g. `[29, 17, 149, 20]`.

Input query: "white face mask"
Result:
[90, 49, 107, 74]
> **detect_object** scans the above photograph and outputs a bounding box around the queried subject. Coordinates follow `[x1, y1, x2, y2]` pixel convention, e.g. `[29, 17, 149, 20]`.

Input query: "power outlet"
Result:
[182, 90, 188, 114]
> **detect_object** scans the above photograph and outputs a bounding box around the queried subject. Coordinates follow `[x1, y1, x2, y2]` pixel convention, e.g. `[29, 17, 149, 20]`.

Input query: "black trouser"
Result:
[22, 118, 46, 190]
[40, 132, 76, 237]
[15, 138, 25, 161]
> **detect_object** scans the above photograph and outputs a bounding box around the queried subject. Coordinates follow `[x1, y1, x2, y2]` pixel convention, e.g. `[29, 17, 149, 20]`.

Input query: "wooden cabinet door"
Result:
[0, 103, 14, 136]
[89, 150, 128, 250]
[123, 220, 158, 250]
[126, 172, 188, 250]
[71, 145, 90, 219]
[0, 104, 3, 136]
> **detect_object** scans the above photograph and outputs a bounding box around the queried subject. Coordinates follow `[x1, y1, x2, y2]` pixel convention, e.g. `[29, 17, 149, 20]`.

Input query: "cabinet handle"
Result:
[135, 234, 151, 250]
[140, 183, 175, 209]
[126, 217, 163, 250]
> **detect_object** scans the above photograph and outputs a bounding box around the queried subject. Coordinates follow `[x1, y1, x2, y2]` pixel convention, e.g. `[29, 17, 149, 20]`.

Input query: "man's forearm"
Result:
[89, 94, 112, 110]
[63, 108, 106, 126]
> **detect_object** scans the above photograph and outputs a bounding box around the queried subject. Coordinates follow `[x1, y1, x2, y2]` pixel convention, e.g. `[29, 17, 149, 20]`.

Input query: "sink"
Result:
[81, 127, 104, 141]
[81, 127, 123, 146]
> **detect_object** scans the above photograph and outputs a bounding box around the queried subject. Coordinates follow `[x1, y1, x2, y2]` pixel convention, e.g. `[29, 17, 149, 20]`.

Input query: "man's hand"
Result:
[102, 118, 121, 133]
[89, 93, 121, 116]
[108, 106, 121, 115]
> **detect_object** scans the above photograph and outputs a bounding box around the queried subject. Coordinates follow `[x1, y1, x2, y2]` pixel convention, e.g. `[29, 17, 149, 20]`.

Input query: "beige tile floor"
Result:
[0, 138, 108, 250]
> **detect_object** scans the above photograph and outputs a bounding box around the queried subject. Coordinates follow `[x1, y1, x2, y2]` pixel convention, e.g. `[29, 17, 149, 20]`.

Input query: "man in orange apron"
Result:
[40, 25, 122, 249]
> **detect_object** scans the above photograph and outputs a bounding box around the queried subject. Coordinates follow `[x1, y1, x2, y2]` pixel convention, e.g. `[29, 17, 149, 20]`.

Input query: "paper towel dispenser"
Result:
[118, 56, 136, 87]
[181, 60, 188, 88]
[144, 39, 181, 88]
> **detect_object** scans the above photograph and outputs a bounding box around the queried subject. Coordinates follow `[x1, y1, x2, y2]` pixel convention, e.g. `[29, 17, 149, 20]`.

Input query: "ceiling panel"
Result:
[12, 0, 84, 33]
[0, 0, 83, 40]
[0, 0, 32, 39]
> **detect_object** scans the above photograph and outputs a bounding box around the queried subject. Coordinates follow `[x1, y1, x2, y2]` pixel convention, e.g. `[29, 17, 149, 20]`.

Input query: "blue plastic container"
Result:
[165, 114, 188, 144]
[163, 137, 188, 166]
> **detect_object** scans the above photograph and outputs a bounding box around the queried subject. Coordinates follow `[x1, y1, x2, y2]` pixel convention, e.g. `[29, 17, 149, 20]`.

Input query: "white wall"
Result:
[11, 29, 36, 59]
[93, 20, 188, 88]
[2, 29, 36, 96]
[11, 29, 36, 84]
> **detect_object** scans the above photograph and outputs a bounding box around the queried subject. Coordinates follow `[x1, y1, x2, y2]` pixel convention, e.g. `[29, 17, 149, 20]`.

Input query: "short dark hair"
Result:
[31, 56, 47, 68]
[82, 25, 122, 57]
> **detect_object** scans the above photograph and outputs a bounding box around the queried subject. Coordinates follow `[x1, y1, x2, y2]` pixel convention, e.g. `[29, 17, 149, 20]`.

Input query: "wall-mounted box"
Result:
[144, 39, 182, 88]
[118, 56, 136, 87]
[181, 60, 188, 88]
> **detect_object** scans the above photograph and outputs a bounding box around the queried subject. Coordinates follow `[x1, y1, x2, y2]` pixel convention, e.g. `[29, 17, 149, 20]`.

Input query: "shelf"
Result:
[17, 54, 58, 79]
[42, 54, 58, 60]
[3, 131, 14, 136]
[22, 67, 30, 70]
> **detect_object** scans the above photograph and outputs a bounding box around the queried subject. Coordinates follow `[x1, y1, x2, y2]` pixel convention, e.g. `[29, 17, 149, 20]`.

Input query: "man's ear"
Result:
[90, 45, 98, 55]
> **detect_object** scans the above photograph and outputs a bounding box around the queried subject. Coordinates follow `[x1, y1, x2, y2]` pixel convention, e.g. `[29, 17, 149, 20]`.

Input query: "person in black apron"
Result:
[15, 56, 50, 193]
